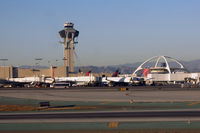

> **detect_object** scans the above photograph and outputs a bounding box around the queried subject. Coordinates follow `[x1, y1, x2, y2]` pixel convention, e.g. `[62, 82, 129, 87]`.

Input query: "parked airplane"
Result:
[5, 70, 143, 88]
[102, 70, 132, 86]
[55, 71, 100, 86]
[8, 76, 54, 88]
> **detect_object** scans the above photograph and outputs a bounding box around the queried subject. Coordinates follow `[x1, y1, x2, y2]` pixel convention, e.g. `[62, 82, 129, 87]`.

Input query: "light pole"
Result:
[35, 58, 43, 67]
[35, 58, 43, 77]
[55, 59, 58, 66]
[62, 58, 68, 76]
[0, 59, 8, 79]
[48, 61, 51, 67]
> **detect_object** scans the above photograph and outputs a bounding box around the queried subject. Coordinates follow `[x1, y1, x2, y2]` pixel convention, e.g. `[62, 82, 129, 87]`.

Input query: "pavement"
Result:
[0, 89, 200, 102]
[1, 109, 200, 123]
[1, 96, 200, 113]
[0, 121, 200, 131]
[1, 88, 200, 131]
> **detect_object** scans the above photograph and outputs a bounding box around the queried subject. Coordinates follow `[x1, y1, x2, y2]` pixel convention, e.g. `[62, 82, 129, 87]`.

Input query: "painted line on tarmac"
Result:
[188, 101, 200, 106]
[1, 117, 200, 123]
[1, 108, 200, 115]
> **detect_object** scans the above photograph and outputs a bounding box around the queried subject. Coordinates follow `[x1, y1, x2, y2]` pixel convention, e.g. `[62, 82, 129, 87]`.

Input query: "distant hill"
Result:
[181, 59, 200, 72]
[19, 60, 200, 74]
[76, 59, 200, 74]
[75, 65, 138, 74]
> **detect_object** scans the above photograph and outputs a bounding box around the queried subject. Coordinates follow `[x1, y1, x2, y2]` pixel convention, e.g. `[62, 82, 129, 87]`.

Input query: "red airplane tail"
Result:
[112, 70, 119, 77]
[143, 68, 150, 77]
[85, 71, 91, 76]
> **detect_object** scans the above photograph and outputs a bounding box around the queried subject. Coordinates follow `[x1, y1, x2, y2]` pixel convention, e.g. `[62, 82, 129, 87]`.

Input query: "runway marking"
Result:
[100, 102, 114, 105]
[108, 122, 118, 128]
[188, 101, 200, 106]
[129, 99, 134, 104]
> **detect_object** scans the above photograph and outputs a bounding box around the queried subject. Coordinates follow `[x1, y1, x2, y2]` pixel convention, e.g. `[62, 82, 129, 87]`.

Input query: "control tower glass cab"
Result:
[59, 22, 79, 76]
[64, 22, 73, 28]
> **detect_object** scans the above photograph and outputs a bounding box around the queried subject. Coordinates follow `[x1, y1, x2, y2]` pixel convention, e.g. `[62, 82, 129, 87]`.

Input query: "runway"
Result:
[1, 88, 200, 131]
[1, 110, 200, 120]
[1, 88, 200, 102]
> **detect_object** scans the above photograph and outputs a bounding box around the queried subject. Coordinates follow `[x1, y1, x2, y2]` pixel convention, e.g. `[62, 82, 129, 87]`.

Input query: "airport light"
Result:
[55, 59, 58, 66]
[0, 59, 8, 62]
[35, 58, 43, 61]
[34, 58, 43, 77]
[34, 58, 43, 67]
[48, 61, 51, 67]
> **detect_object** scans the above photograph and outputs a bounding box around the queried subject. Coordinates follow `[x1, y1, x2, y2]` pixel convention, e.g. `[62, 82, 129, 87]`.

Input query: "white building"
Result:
[132, 56, 200, 84]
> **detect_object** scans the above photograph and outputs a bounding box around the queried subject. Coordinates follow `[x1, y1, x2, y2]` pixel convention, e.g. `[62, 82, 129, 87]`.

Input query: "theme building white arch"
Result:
[132, 56, 187, 76]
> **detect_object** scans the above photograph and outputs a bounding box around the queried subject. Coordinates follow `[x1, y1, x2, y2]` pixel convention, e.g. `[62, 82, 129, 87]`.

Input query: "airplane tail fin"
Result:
[112, 70, 119, 77]
[85, 71, 91, 76]
[143, 68, 150, 77]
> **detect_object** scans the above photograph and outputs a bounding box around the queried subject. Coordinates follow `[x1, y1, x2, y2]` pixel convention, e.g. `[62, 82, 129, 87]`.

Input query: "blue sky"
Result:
[0, 0, 200, 66]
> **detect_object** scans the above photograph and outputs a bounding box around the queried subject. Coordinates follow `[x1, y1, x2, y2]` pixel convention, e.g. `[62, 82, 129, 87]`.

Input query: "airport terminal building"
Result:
[0, 66, 111, 80]
[0, 66, 67, 79]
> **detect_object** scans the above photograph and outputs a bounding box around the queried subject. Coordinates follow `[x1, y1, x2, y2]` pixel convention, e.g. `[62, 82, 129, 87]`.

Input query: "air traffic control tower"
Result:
[59, 22, 79, 76]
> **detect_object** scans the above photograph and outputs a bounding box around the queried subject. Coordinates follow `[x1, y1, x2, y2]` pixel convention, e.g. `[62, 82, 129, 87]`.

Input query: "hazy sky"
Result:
[0, 0, 200, 66]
